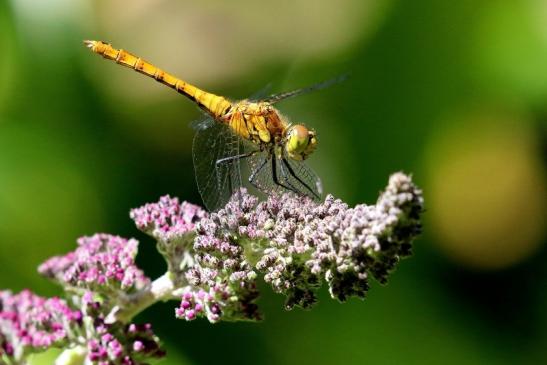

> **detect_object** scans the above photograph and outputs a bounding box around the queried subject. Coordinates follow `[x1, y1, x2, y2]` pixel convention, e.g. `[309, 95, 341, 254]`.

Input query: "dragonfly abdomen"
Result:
[84, 40, 232, 119]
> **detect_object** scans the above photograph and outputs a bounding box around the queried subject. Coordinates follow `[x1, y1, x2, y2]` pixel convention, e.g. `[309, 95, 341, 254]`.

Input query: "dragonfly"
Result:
[85, 40, 343, 211]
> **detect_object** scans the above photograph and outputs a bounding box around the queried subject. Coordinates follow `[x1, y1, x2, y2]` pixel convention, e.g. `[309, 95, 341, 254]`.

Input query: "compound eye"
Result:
[286, 125, 313, 160]
[290, 125, 310, 148]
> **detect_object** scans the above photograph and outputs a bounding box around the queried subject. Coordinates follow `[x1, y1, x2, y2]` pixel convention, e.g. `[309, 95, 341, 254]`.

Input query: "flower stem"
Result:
[107, 272, 179, 324]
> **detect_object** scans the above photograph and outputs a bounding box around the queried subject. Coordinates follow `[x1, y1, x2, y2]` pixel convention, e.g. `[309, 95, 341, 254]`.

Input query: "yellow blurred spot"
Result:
[426, 112, 546, 269]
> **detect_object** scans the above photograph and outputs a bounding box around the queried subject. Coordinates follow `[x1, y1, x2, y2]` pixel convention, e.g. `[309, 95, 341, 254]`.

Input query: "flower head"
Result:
[130, 195, 207, 243]
[130, 172, 422, 321]
[198, 172, 423, 309]
[38, 233, 150, 294]
[85, 321, 164, 365]
[0, 290, 81, 362]
[1, 172, 422, 364]
[76, 293, 164, 365]
[131, 196, 207, 279]
[0, 289, 165, 364]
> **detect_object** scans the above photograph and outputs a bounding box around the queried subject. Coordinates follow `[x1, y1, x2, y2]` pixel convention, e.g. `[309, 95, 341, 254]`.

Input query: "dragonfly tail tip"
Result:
[83, 40, 95, 49]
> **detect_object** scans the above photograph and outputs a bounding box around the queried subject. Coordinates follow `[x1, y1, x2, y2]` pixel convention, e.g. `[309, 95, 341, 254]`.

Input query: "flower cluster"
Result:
[0, 290, 81, 362]
[80, 293, 164, 365]
[178, 269, 259, 323]
[175, 289, 221, 322]
[34, 232, 165, 364]
[130, 196, 207, 280]
[85, 322, 163, 364]
[0, 172, 423, 364]
[197, 172, 423, 309]
[130, 195, 207, 243]
[130, 172, 423, 320]
[38, 233, 150, 296]
[130, 195, 260, 322]
[0, 289, 164, 364]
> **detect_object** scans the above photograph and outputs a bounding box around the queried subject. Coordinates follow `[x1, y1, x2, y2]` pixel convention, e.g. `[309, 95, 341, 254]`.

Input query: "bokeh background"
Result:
[1, 0, 546, 364]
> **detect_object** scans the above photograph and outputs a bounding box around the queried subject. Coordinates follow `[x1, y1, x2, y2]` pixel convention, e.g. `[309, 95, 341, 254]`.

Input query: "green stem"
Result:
[106, 272, 179, 324]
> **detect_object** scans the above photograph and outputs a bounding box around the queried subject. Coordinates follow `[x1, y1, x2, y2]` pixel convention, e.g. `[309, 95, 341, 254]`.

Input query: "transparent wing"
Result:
[248, 83, 273, 102]
[192, 117, 244, 211]
[247, 153, 322, 200]
[247, 153, 280, 195]
[263, 74, 348, 104]
[281, 158, 323, 200]
[189, 115, 212, 131]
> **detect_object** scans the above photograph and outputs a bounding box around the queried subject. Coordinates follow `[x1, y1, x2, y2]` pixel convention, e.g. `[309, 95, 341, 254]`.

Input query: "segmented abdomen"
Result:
[85, 40, 232, 119]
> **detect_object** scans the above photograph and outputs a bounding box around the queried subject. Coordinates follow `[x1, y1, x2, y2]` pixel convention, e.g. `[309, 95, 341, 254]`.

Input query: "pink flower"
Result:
[39, 234, 150, 293]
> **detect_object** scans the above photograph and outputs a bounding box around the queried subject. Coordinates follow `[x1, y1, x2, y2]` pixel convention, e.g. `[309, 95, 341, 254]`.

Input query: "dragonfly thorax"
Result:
[224, 101, 317, 161]
[223, 100, 288, 147]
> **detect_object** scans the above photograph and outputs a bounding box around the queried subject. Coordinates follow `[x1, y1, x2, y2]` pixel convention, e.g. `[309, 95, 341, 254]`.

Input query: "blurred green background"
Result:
[1, 0, 546, 364]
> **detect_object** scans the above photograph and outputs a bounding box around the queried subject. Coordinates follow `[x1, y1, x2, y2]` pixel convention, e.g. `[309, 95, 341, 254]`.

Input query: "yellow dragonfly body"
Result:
[85, 40, 331, 211]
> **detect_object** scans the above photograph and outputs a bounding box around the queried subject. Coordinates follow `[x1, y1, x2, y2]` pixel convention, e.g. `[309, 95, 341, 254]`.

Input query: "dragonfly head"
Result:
[285, 124, 317, 161]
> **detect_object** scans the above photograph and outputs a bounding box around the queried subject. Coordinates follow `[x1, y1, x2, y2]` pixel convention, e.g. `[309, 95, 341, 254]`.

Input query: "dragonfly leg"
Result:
[282, 158, 320, 199]
[272, 158, 298, 194]
[279, 159, 301, 193]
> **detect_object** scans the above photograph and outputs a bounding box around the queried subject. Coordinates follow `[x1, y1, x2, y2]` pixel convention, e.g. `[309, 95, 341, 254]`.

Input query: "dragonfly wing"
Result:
[248, 83, 273, 102]
[192, 118, 244, 211]
[247, 153, 323, 200]
[247, 153, 280, 195]
[189, 115, 214, 131]
[281, 159, 323, 200]
[263, 74, 348, 104]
